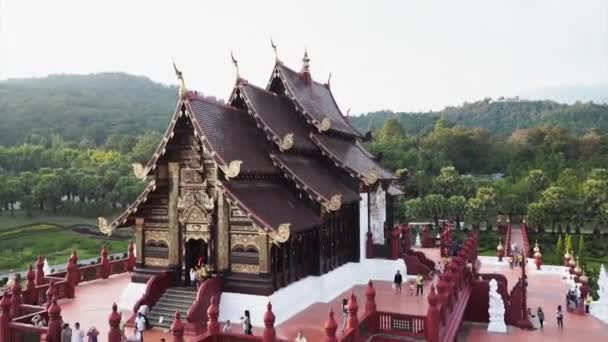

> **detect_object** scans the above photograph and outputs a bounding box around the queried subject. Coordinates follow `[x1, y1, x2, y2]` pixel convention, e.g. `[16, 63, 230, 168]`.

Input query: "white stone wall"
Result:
[359, 192, 369, 260]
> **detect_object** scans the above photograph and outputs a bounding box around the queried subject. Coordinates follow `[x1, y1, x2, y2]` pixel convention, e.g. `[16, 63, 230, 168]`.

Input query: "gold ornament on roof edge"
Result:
[278, 133, 294, 151]
[173, 61, 188, 100]
[268, 223, 291, 245]
[325, 194, 342, 211]
[220, 160, 243, 180]
[363, 169, 379, 186]
[132, 163, 148, 180]
[314, 117, 331, 133]
[98, 217, 112, 236]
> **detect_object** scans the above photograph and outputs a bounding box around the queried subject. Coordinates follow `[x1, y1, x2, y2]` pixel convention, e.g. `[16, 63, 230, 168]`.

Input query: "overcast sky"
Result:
[1, 0, 607, 112]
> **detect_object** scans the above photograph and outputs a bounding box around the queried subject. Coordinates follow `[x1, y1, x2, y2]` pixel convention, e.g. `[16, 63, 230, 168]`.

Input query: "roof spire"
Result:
[270, 38, 279, 62]
[327, 72, 332, 88]
[230, 51, 240, 82]
[172, 61, 188, 100]
[301, 48, 310, 74]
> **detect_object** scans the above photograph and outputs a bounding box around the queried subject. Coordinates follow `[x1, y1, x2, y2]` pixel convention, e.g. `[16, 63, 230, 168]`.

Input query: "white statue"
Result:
[43, 258, 51, 275]
[591, 264, 608, 323]
[415, 233, 422, 247]
[487, 279, 507, 333]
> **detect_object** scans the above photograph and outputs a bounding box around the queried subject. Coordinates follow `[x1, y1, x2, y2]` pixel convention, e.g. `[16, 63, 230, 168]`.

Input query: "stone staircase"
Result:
[148, 287, 197, 330]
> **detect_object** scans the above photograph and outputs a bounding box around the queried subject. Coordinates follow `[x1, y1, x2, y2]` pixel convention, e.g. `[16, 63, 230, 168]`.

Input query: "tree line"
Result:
[373, 117, 608, 235]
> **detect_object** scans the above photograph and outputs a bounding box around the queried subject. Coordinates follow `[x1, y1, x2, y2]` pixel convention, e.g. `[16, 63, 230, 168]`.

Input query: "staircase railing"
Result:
[186, 276, 222, 335]
[133, 271, 171, 315]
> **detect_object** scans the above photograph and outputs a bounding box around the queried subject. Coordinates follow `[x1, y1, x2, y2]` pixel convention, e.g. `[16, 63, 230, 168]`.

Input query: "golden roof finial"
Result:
[301, 48, 310, 73]
[230, 51, 240, 81]
[270, 38, 279, 62]
[172, 60, 188, 100]
[327, 72, 332, 87]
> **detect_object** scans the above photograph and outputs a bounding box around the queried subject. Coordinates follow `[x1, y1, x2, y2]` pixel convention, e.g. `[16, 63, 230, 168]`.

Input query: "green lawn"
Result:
[0, 211, 130, 274]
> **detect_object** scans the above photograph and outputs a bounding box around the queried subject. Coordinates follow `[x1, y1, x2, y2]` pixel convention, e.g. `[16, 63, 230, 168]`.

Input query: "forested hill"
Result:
[351, 99, 608, 136]
[0, 73, 176, 147]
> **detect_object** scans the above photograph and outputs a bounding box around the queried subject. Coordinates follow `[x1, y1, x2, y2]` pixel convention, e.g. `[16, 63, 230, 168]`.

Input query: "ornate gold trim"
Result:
[231, 234, 259, 252]
[278, 133, 294, 152]
[395, 168, 408, 177]
[219, 160, 243, 180]
[173, 62, 188, 100]
[132, 163, 148, 180]
[314, 117, 331, 133]
[231, 263, 259, 274]
[363, 169, 379, 186]
[98, 217, 111, 236]
[324, 194, 342, 211]
[145, 230, 170, 246]
[185, 230, 210, 243]
[268, 223, 291, 245]
[146, 257, 169, 267]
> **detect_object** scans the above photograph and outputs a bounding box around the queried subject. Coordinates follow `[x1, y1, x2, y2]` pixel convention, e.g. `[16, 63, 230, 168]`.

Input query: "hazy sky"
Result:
[1, 0, 607, 112]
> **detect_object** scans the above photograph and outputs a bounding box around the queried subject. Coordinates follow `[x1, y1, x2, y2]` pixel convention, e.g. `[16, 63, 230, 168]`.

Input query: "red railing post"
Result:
[206, 296, 220, 335]
[47, 296, 61, 342]
[35, 256, 45, 286]
[70, 249, 81, 286]
[391, 228, 401, 259]
[171, 311, 185, 342]
[263, 302, 276, 342]
[365, 280, 377, 315]
[100, 245, 110, 279]
[346, 292, 359, 340]
[425, 285, 439, 342]
[108, 303, 122, 342]
[0, 291, 11, 342]
[46, 280, 57, 309]
[25, 265, 37, 305]
[436, 276, 448, 325]
[127, 242, 136, 272]
[323, 309, 338, 342]
[10, 275, 22, 318]
[65, 257, 77, 299]
[366, 231, 374, 258]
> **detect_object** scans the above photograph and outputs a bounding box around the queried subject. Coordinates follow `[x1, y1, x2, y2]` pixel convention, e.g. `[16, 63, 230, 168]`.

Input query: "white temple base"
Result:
[117, 281, 148, 316]
[590, 302, 608, 324]
[487, 320, 508, 333]
[219, 258, 407, 327]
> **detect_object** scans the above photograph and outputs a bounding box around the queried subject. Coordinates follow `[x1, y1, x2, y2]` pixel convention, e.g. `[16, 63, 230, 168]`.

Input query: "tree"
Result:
[404, 198, 423, 221]
[475, 186, 496, 227]
[525, 169, 549, 204]
[435, 166, 461, 198]
[556, 235, 564, 265]
[448, 195, 467, 229]
[129, 132, 162, 164]
[539, 186, 570, 232]
[577, 234, 585, 261]
[423, 194, 447, 228]
[527, 202, 547, 232]
[377, 117, 404, 143]
[465, 197, 484, 230]
[581, 178, 608, 231]
[565, 234, 573, 256]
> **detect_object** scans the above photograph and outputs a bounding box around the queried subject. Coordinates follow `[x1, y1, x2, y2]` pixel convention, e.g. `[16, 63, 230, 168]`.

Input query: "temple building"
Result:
[100, 48, 399, 296]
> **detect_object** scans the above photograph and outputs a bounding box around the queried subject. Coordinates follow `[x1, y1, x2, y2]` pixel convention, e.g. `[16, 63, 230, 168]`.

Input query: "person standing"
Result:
[86, 326, 99, 342]
[61, 323, 72, 342]
[537, 307, 544, 329]
[135, 312, 146, 341]
[508, 255, 514, 269]
[556, 305, 563, 329]
[71, 322, 84, 342]
[341, 298, 348, 332]
[585, 294, 592, 313]
[415, 273, 424, 296]
[240, 310, 252, 335]
[189, 268, 197, 287]
[294, 331, 307, 342]
[393, 270, 403, 294]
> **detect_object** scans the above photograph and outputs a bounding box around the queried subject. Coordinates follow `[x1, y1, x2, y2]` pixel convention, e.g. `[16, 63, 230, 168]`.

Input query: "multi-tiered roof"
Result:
[103, 49, 396, 239]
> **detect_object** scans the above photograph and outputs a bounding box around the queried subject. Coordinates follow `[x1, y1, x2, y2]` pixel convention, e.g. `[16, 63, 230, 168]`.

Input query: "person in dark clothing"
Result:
[393, 270, 403, 294]
[537, 307, 545, 329]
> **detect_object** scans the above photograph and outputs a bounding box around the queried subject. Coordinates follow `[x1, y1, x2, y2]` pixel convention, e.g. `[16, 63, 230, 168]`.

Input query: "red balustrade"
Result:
[186, 276, 222, 335]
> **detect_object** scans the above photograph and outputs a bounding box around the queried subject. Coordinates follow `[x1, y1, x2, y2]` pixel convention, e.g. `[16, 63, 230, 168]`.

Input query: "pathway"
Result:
[510, 228, 526, 256]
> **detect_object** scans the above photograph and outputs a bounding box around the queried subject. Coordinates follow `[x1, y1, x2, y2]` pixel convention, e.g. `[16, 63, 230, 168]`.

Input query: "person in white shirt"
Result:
[135, 313, 146, 342]
[71, 322, 84, 342]
[294, 331, 307, 342]
[223, 320, 232, 333]
[189, 268, 197, 287]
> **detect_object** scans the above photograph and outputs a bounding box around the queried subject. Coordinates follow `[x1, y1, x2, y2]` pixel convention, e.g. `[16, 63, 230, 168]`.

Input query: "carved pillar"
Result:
[134, 217, 144, 267]
[216, 192, 230, 271]
[168, 162, 181, 271]
[259, 232, 269, 274]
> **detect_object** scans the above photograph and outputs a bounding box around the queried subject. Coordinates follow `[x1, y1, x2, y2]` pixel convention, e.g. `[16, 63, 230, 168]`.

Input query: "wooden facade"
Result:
[102, 52, 398, 295]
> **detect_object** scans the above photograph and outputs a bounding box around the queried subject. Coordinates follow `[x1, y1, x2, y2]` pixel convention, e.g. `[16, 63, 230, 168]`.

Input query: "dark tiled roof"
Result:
[239, 83, 317, 152]
[187, 96, 278, 175]
[311, 133, 397, 181]
[271, 154, 360, 205]
[277, 64, 363, 138]
[223, 180, 323, 233]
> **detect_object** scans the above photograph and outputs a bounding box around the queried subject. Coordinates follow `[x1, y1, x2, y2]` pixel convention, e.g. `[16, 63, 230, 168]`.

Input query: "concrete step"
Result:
[152, 302, 192, 312]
